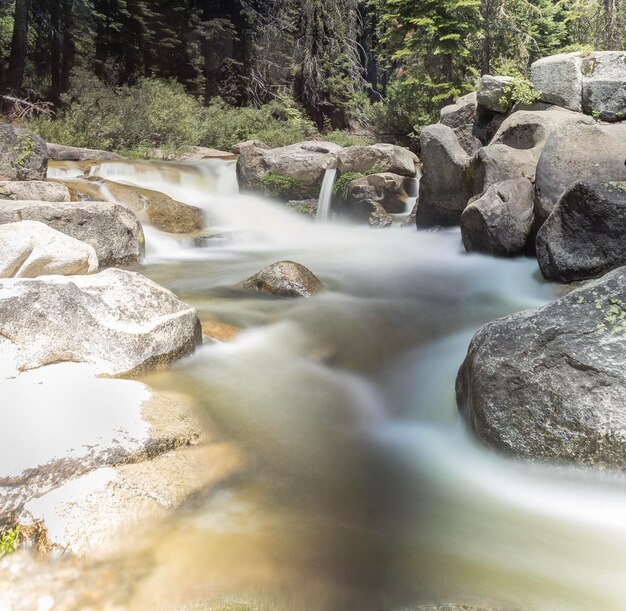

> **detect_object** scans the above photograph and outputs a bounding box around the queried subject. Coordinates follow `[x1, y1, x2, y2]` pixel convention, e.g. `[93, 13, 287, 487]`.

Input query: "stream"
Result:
[51, 158, 626, 610]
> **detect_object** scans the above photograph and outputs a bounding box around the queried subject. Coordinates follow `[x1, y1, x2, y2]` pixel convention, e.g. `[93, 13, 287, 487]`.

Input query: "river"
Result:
[49, 158, 626, 610]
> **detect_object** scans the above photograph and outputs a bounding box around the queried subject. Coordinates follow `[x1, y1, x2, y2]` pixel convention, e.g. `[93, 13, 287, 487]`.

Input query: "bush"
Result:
[322, 130, 375, 147]
[261, 172, 305, 197]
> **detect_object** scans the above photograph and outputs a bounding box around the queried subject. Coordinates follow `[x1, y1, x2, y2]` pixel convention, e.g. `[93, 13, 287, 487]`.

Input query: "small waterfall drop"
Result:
[316, 167, 337, 222]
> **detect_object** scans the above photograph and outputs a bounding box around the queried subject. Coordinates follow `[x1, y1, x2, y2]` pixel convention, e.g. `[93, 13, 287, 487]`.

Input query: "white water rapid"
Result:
[52, 159, 626, 610]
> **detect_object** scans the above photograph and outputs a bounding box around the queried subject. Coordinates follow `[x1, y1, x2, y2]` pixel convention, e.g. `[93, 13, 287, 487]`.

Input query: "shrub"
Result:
[322, 130, 376, 147]
[261, 172, 306, 197]
[0, 526, 20, 558]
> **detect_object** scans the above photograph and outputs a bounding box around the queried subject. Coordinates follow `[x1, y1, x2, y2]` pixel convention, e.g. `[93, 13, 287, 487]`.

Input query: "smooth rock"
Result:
[237, 141, 342, 199]
[336, 143, 418, 177]
[17, 441, 243, 558]
[0, 268, 201, 378]
[46, 143, 123, 162]
[534, 123, 626, 225]
[473, 108, 594, 193]
[537, 181, 626, 282]
[0, 221, 98, 278]
[440, 92, 478, 129]
[0, 364, 202, 517]
[582, 51, 626, 122]
[530, 53, 584, 112]
[476, 75, 515, 113]
[416, 124, 473, 228]
[0, 125, 47, 181]
[345, 172, 412, 214]
[0, 200, 144, 268]
[461, 178, 534, 256]
[241, 261, 324, 298]
[0, 181, 69, 202]
[454, 125, 483, 156]
[457, 266, 626, 469]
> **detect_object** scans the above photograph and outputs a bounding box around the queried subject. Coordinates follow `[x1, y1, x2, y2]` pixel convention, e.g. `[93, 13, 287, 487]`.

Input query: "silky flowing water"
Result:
[50, 159, 626, 610]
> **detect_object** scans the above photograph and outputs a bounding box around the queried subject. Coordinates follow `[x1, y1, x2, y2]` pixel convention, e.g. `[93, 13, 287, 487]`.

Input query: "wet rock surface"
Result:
[242, 261, 324, 297]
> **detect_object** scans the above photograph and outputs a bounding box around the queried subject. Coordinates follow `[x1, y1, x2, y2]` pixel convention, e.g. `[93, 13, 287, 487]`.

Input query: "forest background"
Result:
[0, 0, 622, 155]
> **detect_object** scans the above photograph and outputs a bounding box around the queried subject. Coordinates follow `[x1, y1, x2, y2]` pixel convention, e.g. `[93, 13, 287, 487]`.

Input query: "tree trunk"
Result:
[604, 0, 623, 50]
[6, 0, 31, 92]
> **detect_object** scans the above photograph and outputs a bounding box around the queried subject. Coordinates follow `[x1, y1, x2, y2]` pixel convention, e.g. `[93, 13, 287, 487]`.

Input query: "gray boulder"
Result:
[0, 269, 201, 378]
[241, 261, 324, 298]
[337, 143, 417, 177]
[461, 178, 534, 256]
[237, 141, 342, 199]
[457, 266, 626, 469]
[474, 108, 594, 193]
[416, 124, 473, 228]
[0, 200, 144, 269]
[476, 75, 515, 113]
[537, 181, 626, 282]
[582, 51, 626, 122]
[0, 125, 47, 181]
[530, 53, 583, 112]
[46, 143, 123, 162]
[453, 125, 483, 156]
[0, 221, 98, 278]
[440, 92, 478, 129]
[534, 123, 626, 225]
[0, 181, 70, 202]
[345, 172, 413, 215]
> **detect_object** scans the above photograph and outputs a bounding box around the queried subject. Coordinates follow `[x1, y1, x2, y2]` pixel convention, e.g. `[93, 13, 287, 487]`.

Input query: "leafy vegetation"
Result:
[261, 173, 306, 197]
[0, 526, 20, 558]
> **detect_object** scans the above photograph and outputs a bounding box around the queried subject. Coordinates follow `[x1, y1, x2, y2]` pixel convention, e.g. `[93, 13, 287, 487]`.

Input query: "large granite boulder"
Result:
[537, 181, 626, 282]
[0, 126, 48, 181]
[336, 144, 417, 177]
[46, 143, 123, 162]
[0, 181, 70, 202]
[0, 269, 201, 378]
[345, 172, 413, 215]
[457, 266, 626, 469]
[0, 200, 144, 268]
[440, 92, 478, 129]
[237, 141, 342, 199]
[473, 108, 594, 193]
[531, 53, 583, 112]
[0, 221, 98, 278]
[415, 124, 473, 228]
[460, 178, 534, 256]
[534, 123, 626, 226]
[476, 75, 515, 113]
[582, 51, 626, 122]
[241, 261, 324, 298]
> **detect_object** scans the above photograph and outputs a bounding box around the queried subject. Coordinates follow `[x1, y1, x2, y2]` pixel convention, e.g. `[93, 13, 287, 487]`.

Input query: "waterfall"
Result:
[316, 167, 337, 222]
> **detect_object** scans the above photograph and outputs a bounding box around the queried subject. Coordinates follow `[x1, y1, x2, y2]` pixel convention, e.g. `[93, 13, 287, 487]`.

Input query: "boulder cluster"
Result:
[446, 52, 626, 470]
[236, 139, 420, 226]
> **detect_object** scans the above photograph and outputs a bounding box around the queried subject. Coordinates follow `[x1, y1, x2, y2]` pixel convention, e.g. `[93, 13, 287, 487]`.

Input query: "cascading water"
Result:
[49, 158, 626, 610]
[316, 166, 338, 222]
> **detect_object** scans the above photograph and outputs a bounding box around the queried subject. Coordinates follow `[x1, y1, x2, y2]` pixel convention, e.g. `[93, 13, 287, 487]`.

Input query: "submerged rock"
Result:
[242, 261, 324, 298]
[0, 200, 144, 268]
[0, 180, 70, 202]
[0, 221, 98, 278]
[537, 181, 626, 282]
[461, 178, 534, 257]
[457, 266, 626, 469]
[534, 123, 626, 226]
[0, 268, 201, 378]
[0, 125, 48, 181]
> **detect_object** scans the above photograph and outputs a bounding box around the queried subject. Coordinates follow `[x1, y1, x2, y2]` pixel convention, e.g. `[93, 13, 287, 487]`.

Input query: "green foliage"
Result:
[261, 173, 305, 196]
[322, 131, 376, 147]
[333, 167, 386, 200]
[0, 526, 20, 558]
